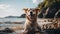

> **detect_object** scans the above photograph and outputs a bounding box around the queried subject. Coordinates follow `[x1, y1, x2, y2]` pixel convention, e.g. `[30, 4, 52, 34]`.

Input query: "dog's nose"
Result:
[30, 12, 33, 16]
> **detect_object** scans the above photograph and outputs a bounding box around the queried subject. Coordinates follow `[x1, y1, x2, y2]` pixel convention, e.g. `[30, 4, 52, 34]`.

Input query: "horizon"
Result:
[0, 0, 43, 18]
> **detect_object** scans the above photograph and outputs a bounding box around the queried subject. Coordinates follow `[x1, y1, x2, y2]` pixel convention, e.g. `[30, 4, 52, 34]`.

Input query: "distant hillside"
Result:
[5, 16, 20, 18]
[20, 14, 26, 18]
[5, 14, 26, 18]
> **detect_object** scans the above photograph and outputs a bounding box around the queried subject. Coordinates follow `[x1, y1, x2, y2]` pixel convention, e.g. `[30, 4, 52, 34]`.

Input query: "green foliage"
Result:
[37, 0, 60, 9]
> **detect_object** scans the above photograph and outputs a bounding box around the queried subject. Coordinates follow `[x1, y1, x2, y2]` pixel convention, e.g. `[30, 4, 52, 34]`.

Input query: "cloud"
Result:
[0, 4, 10, 10]
[32, 0, 37, 3]
[32, 0, 43, 4]
[0, 4, 20, 17]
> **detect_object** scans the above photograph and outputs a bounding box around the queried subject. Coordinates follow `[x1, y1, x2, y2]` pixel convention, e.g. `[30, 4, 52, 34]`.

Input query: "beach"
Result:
[0, 18, 60, 34]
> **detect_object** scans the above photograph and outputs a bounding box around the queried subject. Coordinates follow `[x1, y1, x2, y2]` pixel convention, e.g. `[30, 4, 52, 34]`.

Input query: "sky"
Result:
[0, 0, 43, 17]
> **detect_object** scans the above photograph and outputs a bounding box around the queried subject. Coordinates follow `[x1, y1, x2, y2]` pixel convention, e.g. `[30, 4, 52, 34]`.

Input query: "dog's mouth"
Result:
[27, 14, 36, 20]
[30, 16, 33, 19]
[29, 14, 35, 17]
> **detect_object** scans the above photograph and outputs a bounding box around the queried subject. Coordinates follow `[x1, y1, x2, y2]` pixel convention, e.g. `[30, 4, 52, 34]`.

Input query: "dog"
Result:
[23, 8, 41, 34]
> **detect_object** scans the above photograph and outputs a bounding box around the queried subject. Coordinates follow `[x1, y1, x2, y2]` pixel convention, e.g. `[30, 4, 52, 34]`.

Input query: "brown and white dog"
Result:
[23, 8, 41, 34]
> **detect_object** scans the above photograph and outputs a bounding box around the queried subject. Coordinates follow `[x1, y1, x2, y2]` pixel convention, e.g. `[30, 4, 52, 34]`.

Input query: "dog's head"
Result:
[23, 8, 40, 20]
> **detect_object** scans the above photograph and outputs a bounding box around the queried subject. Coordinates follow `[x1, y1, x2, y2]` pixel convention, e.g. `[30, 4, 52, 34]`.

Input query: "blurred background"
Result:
[0, 0, 60, 34]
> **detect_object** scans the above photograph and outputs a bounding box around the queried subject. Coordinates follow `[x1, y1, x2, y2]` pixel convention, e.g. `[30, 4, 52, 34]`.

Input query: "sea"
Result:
[0, 18, 26, 34]
[0, 18, 26, 22]
[0, 18, 26, 29]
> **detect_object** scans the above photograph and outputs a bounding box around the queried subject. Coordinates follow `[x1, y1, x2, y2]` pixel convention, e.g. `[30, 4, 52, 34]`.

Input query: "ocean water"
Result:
[0, 18, 26, 34]
[0, 18, 26, 22]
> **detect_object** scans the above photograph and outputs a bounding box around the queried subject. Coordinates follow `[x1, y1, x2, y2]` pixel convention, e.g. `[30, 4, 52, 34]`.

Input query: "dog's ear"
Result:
[23, 8, 28, 13]
[35, 8, 40, 15]
[35, 8, 40, 12]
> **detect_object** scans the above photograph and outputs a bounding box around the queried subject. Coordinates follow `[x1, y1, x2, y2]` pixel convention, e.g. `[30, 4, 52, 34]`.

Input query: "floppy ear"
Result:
[35, 8, 40, 15]
[23, 8, 28, 13]
[35, 8, 40, 11]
